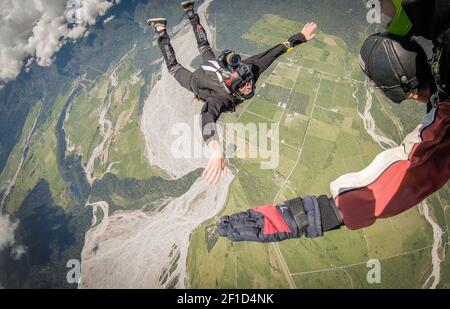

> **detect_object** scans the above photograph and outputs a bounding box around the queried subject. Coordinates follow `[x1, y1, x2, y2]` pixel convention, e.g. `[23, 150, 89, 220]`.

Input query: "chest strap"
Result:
[201, 60, 232, 94]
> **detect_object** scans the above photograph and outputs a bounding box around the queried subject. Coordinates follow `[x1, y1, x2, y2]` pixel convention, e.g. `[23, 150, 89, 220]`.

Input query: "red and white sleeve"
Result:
[330, 101, 450, 230]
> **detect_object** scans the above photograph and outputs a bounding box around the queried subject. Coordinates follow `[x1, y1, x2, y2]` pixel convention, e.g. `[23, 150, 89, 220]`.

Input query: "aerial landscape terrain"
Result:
[0, 0, 448, 289]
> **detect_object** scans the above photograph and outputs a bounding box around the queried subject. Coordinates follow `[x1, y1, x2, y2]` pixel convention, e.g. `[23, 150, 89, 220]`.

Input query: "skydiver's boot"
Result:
[147, 18, 167, 36]
[181, 0, 196, 18]
[181, 0, 213, 59]
[147, 18, 182, 75]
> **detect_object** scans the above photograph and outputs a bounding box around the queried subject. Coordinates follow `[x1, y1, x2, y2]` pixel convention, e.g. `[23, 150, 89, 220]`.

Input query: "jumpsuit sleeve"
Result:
[200, 97, 229, 145]
[243, 44, 289, 78]
[330, 101, 450, 230]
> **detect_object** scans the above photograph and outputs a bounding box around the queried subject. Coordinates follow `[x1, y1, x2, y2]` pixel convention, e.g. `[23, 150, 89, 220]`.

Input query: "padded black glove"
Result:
[218, 196, 343, 243]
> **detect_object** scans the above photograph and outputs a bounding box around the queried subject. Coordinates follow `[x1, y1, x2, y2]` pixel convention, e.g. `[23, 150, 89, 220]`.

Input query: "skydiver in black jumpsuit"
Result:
[148, 0, 317, 184]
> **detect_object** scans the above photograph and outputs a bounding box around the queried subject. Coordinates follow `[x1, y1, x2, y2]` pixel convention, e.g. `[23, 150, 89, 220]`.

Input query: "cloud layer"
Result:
[0, 214, 27, 261]
[0, 0, 120, 83]
[0, 214, 18, 251]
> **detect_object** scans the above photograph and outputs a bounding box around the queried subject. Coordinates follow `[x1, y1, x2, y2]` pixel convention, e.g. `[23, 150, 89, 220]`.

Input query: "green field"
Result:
[187, 14, 447, 289]
[63, 49, 168, 181]
[1, 46, 169, 215]
[2, 95, 70, 212]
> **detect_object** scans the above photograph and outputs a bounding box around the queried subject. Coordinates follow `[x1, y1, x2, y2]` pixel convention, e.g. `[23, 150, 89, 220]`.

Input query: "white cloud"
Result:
[10, 244, 27, 260]
[0, 214, 27, 260]
[103, 15, 115, 24]
[0, 0, 120, 84]
[0, 214, 18, 251]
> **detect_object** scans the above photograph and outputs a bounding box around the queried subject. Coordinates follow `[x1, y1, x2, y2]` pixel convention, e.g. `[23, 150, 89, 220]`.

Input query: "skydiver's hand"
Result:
[288, 22, 317, 48]
[203, 140, 226, 185]
[218, 196, 343, 243]
[301, 22, 317, 41]
[218, 201, 305, 243]
[203, 156, 226, 185]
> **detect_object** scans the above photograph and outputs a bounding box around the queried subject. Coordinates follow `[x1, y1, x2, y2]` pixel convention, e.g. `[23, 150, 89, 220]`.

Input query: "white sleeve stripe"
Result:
[330, 106, 438, 198]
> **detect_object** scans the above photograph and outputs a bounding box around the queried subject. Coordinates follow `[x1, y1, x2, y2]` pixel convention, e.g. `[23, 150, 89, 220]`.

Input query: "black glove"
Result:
[288, 32, 307, 48]
[218, 196, 343, 243]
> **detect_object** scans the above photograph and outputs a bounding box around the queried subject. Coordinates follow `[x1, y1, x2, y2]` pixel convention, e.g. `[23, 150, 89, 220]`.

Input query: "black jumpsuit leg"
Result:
[188, 13, 216, 62]
[157, 32, 193, 92]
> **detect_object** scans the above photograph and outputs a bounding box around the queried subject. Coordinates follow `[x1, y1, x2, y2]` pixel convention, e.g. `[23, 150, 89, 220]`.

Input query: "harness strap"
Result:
[201, 62, 232, 94]
[208, 60, 221, 69]
[431, 28, 450, 104]
[287, 198, 309, 235]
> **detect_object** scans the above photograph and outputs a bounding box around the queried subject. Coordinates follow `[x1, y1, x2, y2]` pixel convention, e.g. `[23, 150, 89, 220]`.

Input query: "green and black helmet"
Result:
[359, 33, 430, 103]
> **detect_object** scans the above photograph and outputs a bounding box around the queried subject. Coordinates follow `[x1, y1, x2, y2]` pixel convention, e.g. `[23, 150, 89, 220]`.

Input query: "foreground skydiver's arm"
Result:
[218, 195, 343, 242]
[243, 22, 317, 78]
[218, 101, 450, 242]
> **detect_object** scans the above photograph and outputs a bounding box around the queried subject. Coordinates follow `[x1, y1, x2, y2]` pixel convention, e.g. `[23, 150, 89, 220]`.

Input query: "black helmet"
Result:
[229, 64, 256, 100]
[359, 33, 430, 103]
[218, 50, 256, 100]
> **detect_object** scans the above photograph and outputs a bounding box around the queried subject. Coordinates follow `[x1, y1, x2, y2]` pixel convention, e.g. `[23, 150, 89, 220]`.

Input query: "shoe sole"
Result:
[181, 0, 195, 9]
[147, 18, 167, 26]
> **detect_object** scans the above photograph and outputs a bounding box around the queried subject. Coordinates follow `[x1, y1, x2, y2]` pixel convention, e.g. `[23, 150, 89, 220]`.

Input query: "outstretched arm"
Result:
[218, 101, 450, 242]
[201, 98, 228, 185]
[330, 101, 450, 230]
[218, 195, 343, 242]
[243, 22, 317, 78]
